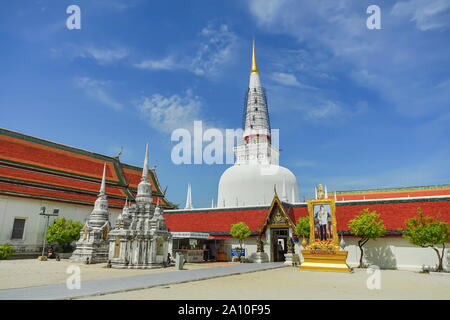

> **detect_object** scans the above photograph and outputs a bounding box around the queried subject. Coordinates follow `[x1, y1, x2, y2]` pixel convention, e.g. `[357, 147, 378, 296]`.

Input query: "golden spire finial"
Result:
[251, 38, 258, 74]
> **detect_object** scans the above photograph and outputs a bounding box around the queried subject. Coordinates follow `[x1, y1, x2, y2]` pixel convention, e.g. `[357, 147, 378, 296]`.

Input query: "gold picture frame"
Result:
[307, 198, 339, 249]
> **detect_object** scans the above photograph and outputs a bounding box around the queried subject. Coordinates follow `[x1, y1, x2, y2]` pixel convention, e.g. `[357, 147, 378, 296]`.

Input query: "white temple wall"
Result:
[294, 237, 448, 271]
[219, 235, 448, 270]
[0, 195, 120, 254]
[223, 238, 258, 261]
[340, 237, 449, 272]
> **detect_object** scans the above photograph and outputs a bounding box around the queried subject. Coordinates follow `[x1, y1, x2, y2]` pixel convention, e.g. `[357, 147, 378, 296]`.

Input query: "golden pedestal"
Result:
[300, 250, 351, 272]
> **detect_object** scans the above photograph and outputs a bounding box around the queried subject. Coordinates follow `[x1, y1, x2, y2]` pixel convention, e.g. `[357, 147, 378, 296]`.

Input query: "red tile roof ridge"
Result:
[0, 127, 120, 162]
[165, 204, 271, 213]
[331, 183, 450, 194]
[334, 194, 450, 203]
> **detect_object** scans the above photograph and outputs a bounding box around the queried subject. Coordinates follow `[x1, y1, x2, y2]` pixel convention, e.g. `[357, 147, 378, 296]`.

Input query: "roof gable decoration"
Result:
[259, 194, 296, 234]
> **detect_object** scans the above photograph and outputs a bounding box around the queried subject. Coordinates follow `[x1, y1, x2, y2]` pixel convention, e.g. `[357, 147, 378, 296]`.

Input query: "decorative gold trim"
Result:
[114, 236, 120, 258]
[251, 39, 259, 74]
[266, 224, 290, 229]
[300, 250, 351, 272]
[102, 224, 109, 241]
[259, 194, 296, 235]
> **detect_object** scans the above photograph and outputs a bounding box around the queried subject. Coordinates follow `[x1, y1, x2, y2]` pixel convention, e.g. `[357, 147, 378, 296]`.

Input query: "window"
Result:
[11, 218, 26, 239]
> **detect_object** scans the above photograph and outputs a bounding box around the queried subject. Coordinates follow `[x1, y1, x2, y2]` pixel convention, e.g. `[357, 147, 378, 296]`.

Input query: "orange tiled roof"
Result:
[164, 197, 450, 237]
[328, 185, 450, 201]
[0, 128, 174, 209]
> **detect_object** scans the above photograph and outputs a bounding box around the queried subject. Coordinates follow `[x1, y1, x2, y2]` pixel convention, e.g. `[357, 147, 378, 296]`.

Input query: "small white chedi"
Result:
[70, 163, 111, 264]
[108, 145, 171, 268]
[217, 41, 299, 207]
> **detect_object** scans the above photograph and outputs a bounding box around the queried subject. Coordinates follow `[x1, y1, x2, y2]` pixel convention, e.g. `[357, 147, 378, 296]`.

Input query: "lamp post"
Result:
[39, 207, 59, 260]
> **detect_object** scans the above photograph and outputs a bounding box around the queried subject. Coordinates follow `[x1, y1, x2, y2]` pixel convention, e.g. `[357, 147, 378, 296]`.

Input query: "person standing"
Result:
[277, 240, 285, 261]
[317, 205, 330, 241]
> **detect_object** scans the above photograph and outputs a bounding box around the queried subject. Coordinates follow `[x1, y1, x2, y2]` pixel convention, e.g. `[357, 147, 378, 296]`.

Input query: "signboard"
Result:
[171, 232, 210, 239]
[231, 248, 245, 257]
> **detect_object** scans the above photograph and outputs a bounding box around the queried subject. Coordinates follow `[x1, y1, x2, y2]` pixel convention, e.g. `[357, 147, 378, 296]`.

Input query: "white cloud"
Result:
[191, 23, 238, 76]
[75, 77, 122, 110]
[134, 56, 177, 71]
[52, 45, 128, 65]
[391, 0, 450, 31]
[307, 100, 343, 119]
[271, 72, 316, 89]
[81, 47, 128, 64]
[134, 22, 238, 77]
[138, 90, 202, 133]
[248, 0, 287, 25]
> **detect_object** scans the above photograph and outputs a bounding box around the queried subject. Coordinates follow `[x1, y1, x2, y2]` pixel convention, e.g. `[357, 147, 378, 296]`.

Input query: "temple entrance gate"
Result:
[258, 193, 296, 262]
[271, 228, 288, 262]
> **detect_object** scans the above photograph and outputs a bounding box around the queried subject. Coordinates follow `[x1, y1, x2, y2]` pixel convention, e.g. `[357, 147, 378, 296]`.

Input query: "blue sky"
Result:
[1, 0, 449, 208]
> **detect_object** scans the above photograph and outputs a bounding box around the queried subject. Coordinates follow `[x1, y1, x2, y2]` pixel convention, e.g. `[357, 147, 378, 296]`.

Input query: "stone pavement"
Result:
[0, 262, 285, 300]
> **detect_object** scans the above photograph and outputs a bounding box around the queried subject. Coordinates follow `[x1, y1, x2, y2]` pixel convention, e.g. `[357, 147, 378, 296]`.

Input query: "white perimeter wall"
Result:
[222, 237, 449, 271]
[342, 237, 449, 271]
[0, 195, 120, 254]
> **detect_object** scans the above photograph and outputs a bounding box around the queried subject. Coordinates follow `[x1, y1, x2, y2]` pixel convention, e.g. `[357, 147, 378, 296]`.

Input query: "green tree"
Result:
[230, 222, 251, 261]
[404, 208, 449, 272]
[46, 218, 83, 252]
[348, 209, 386, 268]
[294, 216, 310, 240]
[0, 243, 14, 260]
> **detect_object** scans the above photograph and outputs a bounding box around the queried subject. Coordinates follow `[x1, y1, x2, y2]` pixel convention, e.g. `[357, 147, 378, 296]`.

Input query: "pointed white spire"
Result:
[291, 187, 296, 203]
[211, 198, 215, 208]
[334, 191, 337, 201]
[314, 186, 318, 199]
[281, 179, 288, 202]
[89, 163, 109, 227]
[136, 144, 152, 203]
[121, 196, 129, 213]
[99, 163, 107, 197]
[243, 39, 270, 140]
[154, 197, 161, 216]
[185, 184, 193, 209]
[142, 144, 149, 182]
[325, 185, 328, 199]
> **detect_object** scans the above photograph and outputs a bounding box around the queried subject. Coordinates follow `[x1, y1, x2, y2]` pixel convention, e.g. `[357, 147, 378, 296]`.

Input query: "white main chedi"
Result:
[217, 41, 299, 207]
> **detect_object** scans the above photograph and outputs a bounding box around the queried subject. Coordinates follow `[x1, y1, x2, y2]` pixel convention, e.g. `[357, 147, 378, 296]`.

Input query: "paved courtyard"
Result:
[0, 259, 449, 300]
[81, 267, 450, 300]
[0, 258, 215, 290]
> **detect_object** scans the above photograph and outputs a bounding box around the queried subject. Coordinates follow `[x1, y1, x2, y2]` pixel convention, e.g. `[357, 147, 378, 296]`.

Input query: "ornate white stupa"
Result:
[108, 145, 171, 269]
[217, 41, 299, 207]
[70, 163, 110, 263]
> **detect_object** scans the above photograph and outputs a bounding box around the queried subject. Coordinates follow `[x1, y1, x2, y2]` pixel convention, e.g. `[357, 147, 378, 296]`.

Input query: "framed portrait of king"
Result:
[307, 198, 338, 247]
